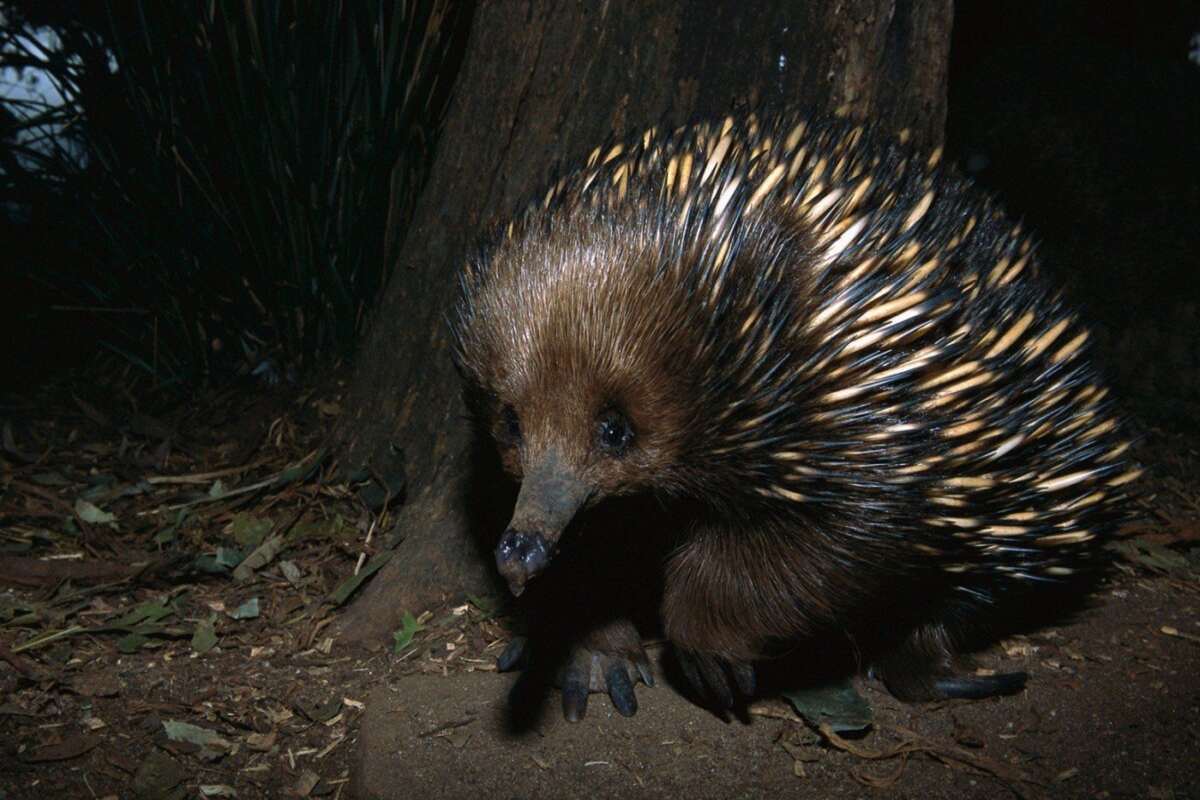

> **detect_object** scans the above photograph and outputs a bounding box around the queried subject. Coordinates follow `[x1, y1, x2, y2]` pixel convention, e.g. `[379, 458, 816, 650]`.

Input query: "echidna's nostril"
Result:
[494, 528, 551, 596]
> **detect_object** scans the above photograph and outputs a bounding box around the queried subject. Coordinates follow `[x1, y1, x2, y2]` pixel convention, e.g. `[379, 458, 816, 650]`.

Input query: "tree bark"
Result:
[332, 0, 953, 646]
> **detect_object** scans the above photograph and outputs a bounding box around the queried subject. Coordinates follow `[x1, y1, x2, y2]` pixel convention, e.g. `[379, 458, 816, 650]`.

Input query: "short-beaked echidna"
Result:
[450, 110, 1142, 721]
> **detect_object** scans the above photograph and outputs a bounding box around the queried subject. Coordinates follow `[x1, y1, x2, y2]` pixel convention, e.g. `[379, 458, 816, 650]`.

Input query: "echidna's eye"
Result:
[501, 405, 521, 443]
[597, 409, 633, 455]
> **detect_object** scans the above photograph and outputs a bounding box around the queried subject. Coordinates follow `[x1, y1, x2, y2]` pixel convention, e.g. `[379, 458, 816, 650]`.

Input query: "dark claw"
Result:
[677, 650, 755, 709]
[561, 658, 591, 722]
[605, 662, 638, 716]
[636, 658, 655, 688]
[498, 633, 651, 720]
[934, 670, 1027, 699]
[697, 654, 735, 708]
[678, 650, 706, 698]
[561, 648, 595, 722]
[732, 660, 756, 696]
[497, 636, 530, 672]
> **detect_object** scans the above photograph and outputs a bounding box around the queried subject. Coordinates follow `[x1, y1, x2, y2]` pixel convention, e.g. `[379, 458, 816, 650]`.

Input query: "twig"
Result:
[417, 716, 477, 738]
[144, 457, 274, 485]
[12, 624, 85, 654]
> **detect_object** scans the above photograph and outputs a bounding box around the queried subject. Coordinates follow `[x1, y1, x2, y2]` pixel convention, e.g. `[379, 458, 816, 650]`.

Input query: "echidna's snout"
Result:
[495, 529, 551, 596]
[495, 447, 591, 596]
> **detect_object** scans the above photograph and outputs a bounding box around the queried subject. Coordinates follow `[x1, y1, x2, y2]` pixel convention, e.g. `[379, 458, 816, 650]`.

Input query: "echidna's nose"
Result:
[494, 446, 592, 596]
[495, 529, 552, 596]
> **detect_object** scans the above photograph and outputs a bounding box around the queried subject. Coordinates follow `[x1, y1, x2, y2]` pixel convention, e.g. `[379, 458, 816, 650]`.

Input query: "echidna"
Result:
[450, 110, 1141, 721]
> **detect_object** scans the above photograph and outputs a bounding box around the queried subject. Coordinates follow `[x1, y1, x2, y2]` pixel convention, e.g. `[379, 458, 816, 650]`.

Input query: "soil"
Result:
[355, 577, 1200, 800]
[1, 382, 1198, 800]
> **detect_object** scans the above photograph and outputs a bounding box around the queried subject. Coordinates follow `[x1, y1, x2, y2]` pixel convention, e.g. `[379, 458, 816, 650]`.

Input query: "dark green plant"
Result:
[0, 0, 464, 387]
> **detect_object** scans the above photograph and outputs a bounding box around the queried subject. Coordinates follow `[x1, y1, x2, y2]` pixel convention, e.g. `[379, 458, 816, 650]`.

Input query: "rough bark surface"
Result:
[333, 0, 953, 645]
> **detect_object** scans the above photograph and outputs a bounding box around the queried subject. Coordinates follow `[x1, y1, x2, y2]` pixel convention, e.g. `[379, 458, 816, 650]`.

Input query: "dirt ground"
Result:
[1, 381, 1198, 800]
[354, 576, 1200, 800]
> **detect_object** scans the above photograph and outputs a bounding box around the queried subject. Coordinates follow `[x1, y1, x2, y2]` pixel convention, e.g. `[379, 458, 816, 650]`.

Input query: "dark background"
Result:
[2, 2, 1198, 423]
[947, 1, 1200, 426]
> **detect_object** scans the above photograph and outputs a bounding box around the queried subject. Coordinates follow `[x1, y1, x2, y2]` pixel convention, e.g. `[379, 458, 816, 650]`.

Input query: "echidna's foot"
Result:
[496, 635, 534, 672]
[558, 644, 654, 721]
[869, 618, 1029, 702]
[871, 634, 1028, 701]
[675, 648, 756, 710]
[496, 629, 654, 722]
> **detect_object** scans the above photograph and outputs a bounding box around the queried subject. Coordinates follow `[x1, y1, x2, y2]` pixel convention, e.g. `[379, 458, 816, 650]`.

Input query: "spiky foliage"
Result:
[453, 109, 1142, 606]
[0, 1, 462, 386]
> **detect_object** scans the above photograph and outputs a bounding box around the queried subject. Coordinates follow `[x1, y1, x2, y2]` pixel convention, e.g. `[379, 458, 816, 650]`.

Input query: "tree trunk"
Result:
[332, 0, 953, 646]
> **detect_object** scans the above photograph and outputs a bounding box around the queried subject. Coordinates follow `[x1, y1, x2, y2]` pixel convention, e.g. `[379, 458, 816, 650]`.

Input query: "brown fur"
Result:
[458, 217, 696, 498]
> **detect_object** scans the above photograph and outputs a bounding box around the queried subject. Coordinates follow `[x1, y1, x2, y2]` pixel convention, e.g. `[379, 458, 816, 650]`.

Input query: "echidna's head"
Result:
[451, 208, 703, 595]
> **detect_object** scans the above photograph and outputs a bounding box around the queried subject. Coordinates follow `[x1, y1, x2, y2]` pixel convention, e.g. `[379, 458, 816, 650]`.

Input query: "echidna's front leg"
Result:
[662, 539, 766, 711]
[558, 621, 655, 720]
[496, 618, 654, 721]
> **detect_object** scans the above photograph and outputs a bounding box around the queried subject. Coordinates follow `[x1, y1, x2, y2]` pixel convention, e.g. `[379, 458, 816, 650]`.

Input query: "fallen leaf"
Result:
[192, 617, 218, 654]
[782, 679, 873, 733]
[74, 499, 117, 526]
[228, 598, 260, 620]
[392, 610, 426, 653]
[162, 719, 232, 753]
[132, 750, 186, 797]
[21, 734, 100, 762]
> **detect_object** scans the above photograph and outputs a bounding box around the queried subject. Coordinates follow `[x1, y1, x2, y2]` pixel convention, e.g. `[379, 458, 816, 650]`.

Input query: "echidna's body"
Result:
[451, 111, 1141, 719]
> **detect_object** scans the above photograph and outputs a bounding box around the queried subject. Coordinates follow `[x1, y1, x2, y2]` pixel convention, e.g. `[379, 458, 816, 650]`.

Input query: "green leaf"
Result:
[326, 551, 392, 607]
[278, 560, 303, 585]
[114, 600, 173, 627]
[232, 536, 285, 582]
[466, 593, 498, 617]
[74, 499, 117, 526]
[191, 618, 218, 654]
[288, 519, 329, 542]
[228, 598, 260, 620]
[391, 611, 425, 653]
[31, 472, 71, 487]
[274, 450, 328, 488]
[782, 679, 874, 733]
[117, 632, 152, 653]
[193, 547, 244, 574]
[162, 719, 231, 753]
[230, 513, 271, 548]
[154, 509, 189, 546]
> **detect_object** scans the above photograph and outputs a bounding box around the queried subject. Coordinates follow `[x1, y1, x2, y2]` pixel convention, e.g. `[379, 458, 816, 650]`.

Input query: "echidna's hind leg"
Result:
[870, 619, 1027, 701]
